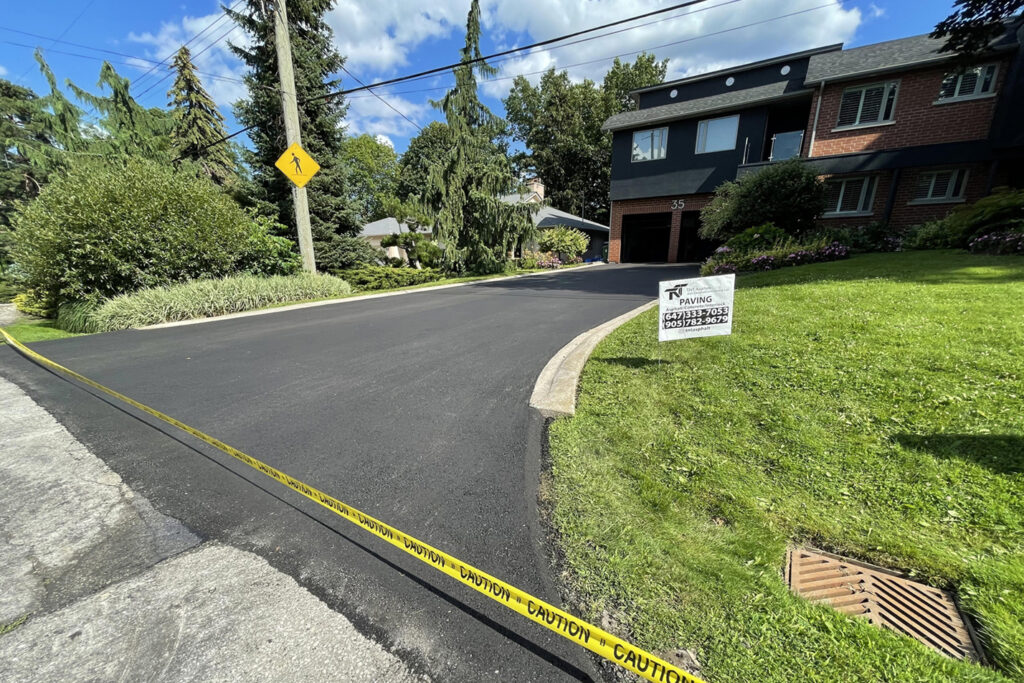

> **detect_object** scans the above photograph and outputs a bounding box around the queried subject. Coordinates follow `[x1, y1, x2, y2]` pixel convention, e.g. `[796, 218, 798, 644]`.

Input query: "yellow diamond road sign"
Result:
[275, 142, 320, 188]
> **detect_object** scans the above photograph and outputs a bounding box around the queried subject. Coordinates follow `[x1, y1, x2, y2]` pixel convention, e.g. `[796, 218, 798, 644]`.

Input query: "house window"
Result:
[836, 81, 898, 127]
[911, 169, 969, 203]
[632, 127, 668, 162]
[823, 176, 878, 215]
[695, 114, 739, 154]
[938, 64, 998, 101]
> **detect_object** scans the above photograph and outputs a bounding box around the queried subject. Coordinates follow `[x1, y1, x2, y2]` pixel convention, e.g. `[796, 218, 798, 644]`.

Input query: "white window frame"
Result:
[834, 81, 899, 130]
[695, 114, 740, 154]
[823, 176, 878, 216]
[936, 63, 999, 103]
[909, 169, 970, 204]
[631, 127, 668, 162]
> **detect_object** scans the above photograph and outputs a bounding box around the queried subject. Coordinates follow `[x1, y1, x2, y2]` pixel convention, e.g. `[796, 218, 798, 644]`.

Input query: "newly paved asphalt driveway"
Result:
[0, 264, 697, 681]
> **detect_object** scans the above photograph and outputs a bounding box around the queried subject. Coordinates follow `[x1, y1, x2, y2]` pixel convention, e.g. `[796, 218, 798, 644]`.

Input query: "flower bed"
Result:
[969, 232, 1024, 255]
[701, 240, 850, 276]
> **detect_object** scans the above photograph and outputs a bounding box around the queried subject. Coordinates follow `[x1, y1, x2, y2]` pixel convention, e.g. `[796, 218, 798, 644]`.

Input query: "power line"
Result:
[340, 65, 422, 131]
[134, 22, 241, 104]
[13, 0, 97, 83]
[129, 0, 246, 95]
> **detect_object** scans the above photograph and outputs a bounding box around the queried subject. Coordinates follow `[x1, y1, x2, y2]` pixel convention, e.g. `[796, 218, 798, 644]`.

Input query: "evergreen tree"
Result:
[1, 79, 49, 227]
[168, 46, 235, 184]
[427, 0, 533, 274]
[227, 0, 360, 264]
[397, 121, 452, 201]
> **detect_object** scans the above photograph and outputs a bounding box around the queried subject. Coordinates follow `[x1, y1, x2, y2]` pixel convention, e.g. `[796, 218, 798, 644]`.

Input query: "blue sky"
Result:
[1, 0, 959, 154]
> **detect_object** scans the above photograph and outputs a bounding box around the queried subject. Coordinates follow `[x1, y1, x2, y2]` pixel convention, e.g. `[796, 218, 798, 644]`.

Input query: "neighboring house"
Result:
[360, 216, 431, 261]
[600, 19, 1024, 263]
[501, 178, 610, 260]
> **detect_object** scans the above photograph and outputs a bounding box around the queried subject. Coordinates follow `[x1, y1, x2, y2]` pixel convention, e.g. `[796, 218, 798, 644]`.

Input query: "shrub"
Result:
[700, 160, 826, 240]
[10, 158, 291, 309]
[235, 215, 302, 276]
[0, 280, 18, 304]
[903, 220, 956, 250]
[968, 232, 1024, 255]
[333, 266, 443, 291]
[722, 223, 788, 254]
[941, 187, 1024, 247]
[538, 226, 590, 261]
[521, 250, 561, 269]
[315, 234, 385, 271]
[88, 274, 353, 331]
[700, 239, 849, 276]
[12, 290, 51, 317]
[380, 232, 442, 268]
[818, 221, 902, 253]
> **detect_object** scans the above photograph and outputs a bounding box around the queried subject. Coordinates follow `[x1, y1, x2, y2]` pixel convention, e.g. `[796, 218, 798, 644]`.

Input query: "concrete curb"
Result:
[529, 300, 657, 418]
[141, 262, 606, 330]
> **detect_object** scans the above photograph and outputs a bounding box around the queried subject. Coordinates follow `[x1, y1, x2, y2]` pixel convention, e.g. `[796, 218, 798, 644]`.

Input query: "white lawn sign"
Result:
[658, 274, 735, 342]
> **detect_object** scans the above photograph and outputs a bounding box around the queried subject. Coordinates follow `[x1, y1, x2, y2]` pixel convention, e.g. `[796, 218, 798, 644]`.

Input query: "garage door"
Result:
[621, 213, 671, 263]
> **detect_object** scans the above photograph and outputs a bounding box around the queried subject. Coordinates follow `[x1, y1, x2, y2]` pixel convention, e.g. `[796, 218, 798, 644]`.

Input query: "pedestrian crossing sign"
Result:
[275, 142, 320, 188]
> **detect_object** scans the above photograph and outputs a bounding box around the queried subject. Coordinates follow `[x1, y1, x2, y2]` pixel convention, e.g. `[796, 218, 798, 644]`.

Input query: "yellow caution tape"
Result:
[0, 326, 703, 683]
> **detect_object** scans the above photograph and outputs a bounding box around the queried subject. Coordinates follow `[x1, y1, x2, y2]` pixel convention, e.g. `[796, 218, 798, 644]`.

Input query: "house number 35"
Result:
[671, 199, 686, 210]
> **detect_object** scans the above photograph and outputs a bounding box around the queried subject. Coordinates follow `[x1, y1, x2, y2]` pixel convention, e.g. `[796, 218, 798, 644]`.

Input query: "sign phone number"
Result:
[658, 274, 735, 341]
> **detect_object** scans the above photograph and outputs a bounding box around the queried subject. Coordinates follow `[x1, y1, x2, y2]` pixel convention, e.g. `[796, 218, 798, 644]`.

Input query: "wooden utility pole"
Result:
[272, 0, 316, 272]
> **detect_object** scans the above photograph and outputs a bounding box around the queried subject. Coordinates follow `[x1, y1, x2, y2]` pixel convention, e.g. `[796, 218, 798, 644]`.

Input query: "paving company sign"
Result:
[658, 274, 735, 342]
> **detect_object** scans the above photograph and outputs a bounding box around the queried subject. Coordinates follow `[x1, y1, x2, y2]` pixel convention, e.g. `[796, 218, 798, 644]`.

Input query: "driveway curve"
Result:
[0, 263, 697, 681]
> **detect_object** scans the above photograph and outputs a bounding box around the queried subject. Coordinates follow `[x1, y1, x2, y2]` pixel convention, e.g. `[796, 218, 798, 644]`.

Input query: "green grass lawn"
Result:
[0, 319, 83, 344]
[548, 251, 1023, 682]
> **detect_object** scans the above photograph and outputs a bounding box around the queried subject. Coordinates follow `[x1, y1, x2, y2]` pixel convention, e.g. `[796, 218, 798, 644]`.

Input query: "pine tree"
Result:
[168, 46, 235, 184]
[227, 0, 360, 259]
[427, 0, 533, 274]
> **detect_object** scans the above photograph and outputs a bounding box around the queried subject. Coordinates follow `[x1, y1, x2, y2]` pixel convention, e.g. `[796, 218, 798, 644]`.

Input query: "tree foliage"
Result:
[503, 54, 666, 224]
[699, 160, 826, 240]
[397, 121, 452, 201]
[10, 158, 295, 308]
[228, 0, 360, 259]
[340, 134, 399, 222]
[168, 46, 235, 184]
[538, 226, 590, 261]
[426, 0, 534, 274]
[932, 0, 1023, 59]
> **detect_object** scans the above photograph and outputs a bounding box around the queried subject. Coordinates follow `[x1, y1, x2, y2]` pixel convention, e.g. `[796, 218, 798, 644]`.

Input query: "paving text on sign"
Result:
[658, 274, 735, 342]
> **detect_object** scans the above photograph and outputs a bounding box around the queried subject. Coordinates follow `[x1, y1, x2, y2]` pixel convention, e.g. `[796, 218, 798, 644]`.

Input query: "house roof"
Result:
[804, 26, 1021, 84]
[532, 205, 608, 233]
[360, 216, 429, 237]
[631, 44, 841, 95]
[601, 80, 809, 132]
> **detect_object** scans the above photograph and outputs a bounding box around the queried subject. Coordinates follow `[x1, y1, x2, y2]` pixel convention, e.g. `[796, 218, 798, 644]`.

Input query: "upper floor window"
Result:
[824, 176, 878, 215]
[911, 169, 969, 203]
[836, 81, 898, 128]
[632, 127, 668, 162]
[938, 64, 998, 101]
[695, 114, 739, 154]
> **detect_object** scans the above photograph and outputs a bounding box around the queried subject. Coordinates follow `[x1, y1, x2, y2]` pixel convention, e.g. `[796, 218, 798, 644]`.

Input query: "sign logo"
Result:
[658, 274, 735, 342]
[275, 142, 321, 188]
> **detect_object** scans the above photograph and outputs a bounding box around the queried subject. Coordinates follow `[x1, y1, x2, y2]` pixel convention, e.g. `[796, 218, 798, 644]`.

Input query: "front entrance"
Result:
[621, 212, 671, 263]
[676, 211, 718, 262]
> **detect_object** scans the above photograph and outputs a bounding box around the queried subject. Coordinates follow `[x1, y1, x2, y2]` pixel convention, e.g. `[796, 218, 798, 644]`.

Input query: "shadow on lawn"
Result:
[736, 252, 1024, 289]
[894, 433, 1024, 474]
[597, 356, 671, 369]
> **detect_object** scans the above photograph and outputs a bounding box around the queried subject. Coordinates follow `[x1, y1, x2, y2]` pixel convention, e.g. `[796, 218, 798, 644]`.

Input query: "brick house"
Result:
[600, 20, 1024, 262]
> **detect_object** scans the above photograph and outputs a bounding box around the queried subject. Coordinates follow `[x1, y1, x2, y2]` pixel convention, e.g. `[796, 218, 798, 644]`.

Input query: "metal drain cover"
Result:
[785, 547, 982, 661]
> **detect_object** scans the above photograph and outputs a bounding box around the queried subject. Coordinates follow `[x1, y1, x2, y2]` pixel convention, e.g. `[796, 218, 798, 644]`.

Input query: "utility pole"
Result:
[272, 0, 316, 272]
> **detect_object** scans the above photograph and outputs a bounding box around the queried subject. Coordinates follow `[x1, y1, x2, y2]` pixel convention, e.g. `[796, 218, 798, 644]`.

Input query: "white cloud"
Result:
[375, 133, 395, 149]
[0, 65, 7, 77]
[128, 11, 250, 108]
[867, 3, 885, 19]
[476, 0, 861, 98]
[344, 90, 431, 138]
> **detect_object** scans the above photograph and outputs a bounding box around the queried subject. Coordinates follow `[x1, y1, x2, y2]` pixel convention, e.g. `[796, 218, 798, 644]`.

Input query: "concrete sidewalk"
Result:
[0, 377, 423, 682]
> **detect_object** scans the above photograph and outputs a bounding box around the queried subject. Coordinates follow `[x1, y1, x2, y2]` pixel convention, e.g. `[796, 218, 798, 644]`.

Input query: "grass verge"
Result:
[548, 251, 1023, 681]
[0, 319, 82, 344]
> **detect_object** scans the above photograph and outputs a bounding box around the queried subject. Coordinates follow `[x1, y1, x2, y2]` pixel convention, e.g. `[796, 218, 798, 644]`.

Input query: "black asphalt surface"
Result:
[0, 263, 697, 682]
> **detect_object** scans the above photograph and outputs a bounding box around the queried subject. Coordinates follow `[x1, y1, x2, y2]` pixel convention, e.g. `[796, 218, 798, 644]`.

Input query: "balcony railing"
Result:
[769, 130, 804, 161]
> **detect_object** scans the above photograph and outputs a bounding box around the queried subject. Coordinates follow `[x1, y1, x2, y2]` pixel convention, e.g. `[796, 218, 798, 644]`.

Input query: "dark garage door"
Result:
[621, 212, 670, 263]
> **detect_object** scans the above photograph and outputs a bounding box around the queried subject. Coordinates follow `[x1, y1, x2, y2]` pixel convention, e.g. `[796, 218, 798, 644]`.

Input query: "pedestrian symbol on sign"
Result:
[275, 142, 320, 188]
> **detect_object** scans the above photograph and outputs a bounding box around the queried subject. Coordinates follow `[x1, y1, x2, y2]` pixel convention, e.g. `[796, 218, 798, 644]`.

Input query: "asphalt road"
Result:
[0, 263, 697, 681]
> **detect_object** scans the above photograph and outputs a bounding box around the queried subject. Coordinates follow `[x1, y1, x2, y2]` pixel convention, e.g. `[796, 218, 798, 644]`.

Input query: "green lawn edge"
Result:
[547, 251, 1024, 682]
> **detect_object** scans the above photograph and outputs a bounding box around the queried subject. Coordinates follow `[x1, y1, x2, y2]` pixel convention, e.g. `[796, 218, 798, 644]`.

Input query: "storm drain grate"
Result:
[785, 547, 983, 661]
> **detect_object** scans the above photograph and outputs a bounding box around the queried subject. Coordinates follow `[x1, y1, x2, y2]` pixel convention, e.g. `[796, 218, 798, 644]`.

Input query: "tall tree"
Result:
[168, 46, 235, 184]
[933, 0, 1023, 60]
[1, 80, 49, 228]
[426, 0, 533, 274]
[503, 54, 666, 224]
[227, 0, 359, 264]
[339, 133, 399, 222]
[397, 121, 452, 201]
